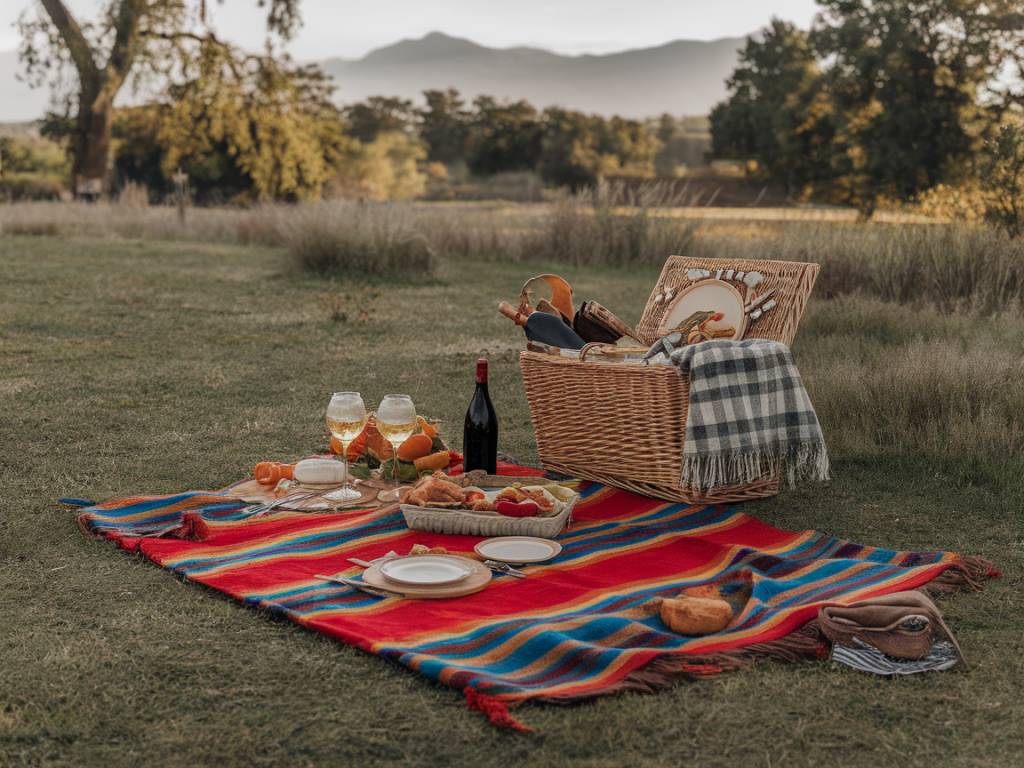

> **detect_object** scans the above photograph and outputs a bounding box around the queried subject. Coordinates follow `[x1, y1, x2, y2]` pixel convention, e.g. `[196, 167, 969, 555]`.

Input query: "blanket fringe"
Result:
[926, 556, 1000, 594]
[464, 688, 532, 733]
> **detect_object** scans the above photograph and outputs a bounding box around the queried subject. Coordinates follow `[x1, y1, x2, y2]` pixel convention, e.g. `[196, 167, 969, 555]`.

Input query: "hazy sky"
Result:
[1, 1, 819, 58]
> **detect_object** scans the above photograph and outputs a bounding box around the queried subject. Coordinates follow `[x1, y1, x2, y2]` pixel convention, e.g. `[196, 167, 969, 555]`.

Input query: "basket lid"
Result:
[635, 256, 819, 346]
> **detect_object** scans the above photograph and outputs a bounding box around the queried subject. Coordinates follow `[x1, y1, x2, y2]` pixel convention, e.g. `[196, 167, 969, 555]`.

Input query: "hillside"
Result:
[324, 32, 744, 117]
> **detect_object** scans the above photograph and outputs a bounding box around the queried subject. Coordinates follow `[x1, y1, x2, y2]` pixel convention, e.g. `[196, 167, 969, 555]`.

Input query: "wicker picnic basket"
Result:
[519, 256, 820, 503]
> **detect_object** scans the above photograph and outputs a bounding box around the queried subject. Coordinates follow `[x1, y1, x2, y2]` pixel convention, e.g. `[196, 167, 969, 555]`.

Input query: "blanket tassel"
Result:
[927, 556, 1000, 594]
[464, 688, 532, 733]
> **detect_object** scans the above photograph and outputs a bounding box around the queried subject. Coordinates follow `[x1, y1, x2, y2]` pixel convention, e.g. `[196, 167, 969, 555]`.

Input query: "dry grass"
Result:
[3, 196, 1023, 309]
[797, 296, 1024, 483]
[689, 221, 1024, 313]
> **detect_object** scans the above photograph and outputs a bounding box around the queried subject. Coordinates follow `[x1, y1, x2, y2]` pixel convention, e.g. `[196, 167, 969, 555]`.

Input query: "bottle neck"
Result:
[475, 358, 488, 385]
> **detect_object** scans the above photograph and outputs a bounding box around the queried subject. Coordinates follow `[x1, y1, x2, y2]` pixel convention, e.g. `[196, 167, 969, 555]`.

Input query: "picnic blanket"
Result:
[670, 339, 830, 490]
[74, 474, 995, 732]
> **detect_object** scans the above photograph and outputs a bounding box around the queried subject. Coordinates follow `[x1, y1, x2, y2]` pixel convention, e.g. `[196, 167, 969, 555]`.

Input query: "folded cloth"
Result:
[669, 339, 829, 490]
[818, 589, 965, 667]
[830, 637, 961, 675]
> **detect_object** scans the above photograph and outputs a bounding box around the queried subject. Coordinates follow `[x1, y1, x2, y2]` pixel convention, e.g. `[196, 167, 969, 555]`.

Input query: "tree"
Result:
[158, 43, 351, 202]
[18, 1, 302, 197]
[709, 18, 832, 196]
[537, 108, 602, 188]
[343, 96, 417, 143]
[418, 88, 469, 166]
[464, 96, 543, 176]
[981, 123, 1024, 237]
[816, 0, 1024, 215]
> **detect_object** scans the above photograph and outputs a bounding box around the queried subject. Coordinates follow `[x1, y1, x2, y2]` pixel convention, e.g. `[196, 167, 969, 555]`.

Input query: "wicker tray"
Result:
[519, 255, 819, 504]
[401, 493, 576, 537]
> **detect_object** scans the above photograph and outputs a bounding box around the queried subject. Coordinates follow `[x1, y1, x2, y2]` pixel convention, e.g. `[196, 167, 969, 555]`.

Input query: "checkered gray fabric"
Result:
[669, 339, 829, 490]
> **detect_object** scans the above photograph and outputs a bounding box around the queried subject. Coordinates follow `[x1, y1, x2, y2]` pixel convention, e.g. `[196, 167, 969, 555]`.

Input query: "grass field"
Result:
[1, 227, 1022, 767]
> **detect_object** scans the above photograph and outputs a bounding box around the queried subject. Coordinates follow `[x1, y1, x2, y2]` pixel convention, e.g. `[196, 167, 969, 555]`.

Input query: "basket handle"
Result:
[579, 342, 613, 362]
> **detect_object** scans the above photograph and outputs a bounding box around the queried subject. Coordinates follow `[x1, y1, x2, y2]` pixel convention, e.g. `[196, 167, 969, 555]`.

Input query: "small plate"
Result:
[474, 537, 562, 565]
[379, 555, 473, 586]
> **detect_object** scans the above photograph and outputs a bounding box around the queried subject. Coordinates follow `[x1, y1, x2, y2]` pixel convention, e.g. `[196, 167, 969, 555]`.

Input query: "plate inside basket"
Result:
[474, 536, 562, 564]
[657, 279, 746, 339]
[379, 555, 473, 586]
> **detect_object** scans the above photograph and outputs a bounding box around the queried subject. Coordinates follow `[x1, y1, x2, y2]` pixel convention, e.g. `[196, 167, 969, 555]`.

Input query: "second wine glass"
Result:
[376, 394, 417, 502]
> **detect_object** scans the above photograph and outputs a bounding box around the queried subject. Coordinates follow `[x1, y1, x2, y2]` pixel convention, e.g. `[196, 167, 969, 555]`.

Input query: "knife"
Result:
[314, 574, 405, 598]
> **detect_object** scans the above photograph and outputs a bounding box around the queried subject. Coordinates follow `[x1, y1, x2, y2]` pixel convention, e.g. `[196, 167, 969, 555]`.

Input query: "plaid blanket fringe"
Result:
[671, 339, 830, 491]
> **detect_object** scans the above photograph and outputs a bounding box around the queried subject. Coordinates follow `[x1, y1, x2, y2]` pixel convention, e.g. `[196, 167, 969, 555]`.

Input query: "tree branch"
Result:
[39, 0, 98, 88]
[102, 0, 147, 94]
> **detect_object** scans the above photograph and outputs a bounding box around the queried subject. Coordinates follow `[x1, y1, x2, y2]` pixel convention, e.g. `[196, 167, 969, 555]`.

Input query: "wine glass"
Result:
[325, 392, 367, 502]
[376, 394, 417, 502]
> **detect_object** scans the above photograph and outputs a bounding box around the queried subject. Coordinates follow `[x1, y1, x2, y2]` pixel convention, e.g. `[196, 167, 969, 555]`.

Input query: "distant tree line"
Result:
[710, 0, 1024, 218]
[26, 88, 706, 203]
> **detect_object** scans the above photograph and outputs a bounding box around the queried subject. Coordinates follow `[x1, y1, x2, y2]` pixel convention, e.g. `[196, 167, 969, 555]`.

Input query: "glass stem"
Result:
[341, 440, 350, 490]
[392, 442, 400, 488]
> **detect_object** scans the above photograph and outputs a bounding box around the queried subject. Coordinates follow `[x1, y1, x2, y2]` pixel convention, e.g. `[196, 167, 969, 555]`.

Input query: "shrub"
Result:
[0, 173, 66, 202]
[518, 181, 697, 266]
[279, 201, 435, 276]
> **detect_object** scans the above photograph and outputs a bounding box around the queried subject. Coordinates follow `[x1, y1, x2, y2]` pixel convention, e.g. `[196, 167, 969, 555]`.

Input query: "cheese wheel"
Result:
[293, 458, 346, 484]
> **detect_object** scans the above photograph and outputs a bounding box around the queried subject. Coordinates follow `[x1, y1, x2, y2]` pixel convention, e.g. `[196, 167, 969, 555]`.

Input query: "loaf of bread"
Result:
[659, 596, 733, 635]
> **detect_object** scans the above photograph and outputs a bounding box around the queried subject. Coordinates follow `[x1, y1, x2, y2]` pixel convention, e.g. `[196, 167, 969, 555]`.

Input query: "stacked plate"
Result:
[379, 555, 475, 587]
[363, 555, 492, 598]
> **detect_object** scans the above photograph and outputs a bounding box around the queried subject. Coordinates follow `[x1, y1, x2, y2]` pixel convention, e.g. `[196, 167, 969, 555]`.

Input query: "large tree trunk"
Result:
[72, 90, 113, 200]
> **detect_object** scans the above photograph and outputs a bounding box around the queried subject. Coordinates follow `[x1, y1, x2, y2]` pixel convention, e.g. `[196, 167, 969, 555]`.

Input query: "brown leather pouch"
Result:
[573, 301, 638, 344]
[818, 590, 964, 663]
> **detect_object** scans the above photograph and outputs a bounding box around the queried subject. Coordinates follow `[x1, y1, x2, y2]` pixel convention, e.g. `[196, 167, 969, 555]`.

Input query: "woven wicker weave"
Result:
[519, 255, 819, 503]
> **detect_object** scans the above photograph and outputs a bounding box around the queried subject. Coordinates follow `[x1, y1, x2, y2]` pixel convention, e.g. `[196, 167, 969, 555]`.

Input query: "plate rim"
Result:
[473, 536, 563, 564]
[656, 278, 747, 339]
[379, 554, 474, 586]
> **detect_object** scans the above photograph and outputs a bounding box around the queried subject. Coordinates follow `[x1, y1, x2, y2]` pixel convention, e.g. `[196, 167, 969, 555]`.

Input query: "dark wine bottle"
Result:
[497, 301, 586, 349]
[463, 357, 498, 474]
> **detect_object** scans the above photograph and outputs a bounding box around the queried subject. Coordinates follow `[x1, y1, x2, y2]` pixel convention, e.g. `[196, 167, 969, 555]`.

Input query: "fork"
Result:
[483, 560, 527, 578]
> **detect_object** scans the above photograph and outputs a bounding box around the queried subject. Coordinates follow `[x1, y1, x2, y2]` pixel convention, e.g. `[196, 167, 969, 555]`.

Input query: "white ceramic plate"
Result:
[474, 537, 563, 565]
[657, 279, 746, 339]
[379, 555, 473, 586]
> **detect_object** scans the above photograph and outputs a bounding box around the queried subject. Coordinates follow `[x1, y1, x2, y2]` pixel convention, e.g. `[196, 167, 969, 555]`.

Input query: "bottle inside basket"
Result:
[463, 357, 498, 474]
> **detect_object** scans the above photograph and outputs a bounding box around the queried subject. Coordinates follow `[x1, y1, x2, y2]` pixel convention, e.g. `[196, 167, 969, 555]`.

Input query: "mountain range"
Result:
[322, 32, 745, 117]
[0, 31, 746, 122]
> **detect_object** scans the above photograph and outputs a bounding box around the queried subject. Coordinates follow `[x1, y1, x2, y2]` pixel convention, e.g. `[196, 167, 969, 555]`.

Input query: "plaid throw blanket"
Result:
[73, 468, 996, 732]
[670, 339, 830, 490]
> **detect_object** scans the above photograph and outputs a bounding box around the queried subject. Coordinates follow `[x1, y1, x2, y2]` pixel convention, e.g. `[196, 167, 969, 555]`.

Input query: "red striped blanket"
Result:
[75, 475, 996, 731]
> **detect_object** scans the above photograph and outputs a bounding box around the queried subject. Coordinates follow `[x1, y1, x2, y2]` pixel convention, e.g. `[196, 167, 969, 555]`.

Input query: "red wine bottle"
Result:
[463, 357, 498, 474]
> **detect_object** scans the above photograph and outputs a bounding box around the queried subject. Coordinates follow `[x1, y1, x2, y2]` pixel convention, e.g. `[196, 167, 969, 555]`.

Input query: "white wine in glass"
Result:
[325, 392, 367, 502]
[376, 394, 416, 501]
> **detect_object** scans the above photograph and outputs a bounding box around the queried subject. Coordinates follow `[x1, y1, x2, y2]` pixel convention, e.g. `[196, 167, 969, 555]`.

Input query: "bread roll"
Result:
[659, 596, 733, 635]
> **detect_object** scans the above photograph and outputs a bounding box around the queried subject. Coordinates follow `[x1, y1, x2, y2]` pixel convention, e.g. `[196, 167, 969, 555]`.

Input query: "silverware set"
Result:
[242, 491, 322, 518]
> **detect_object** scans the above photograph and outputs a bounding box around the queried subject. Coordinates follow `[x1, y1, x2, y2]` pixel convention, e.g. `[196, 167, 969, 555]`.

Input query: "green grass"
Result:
[1, 234, 1022, 768]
